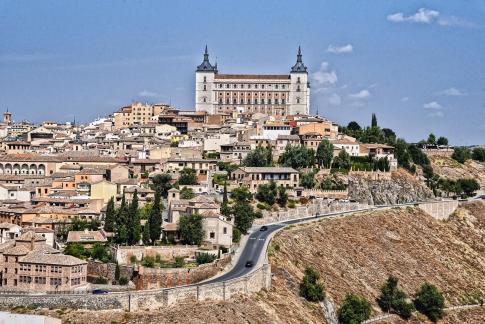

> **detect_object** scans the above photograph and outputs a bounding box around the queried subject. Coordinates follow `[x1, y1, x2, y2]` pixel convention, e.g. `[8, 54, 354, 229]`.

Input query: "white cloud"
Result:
[327, 44, 353, 54]
[312, 62, 338, 87]
[387, 8, 439, 24]
[423, 101, 443, 110]
[436, 87, 466, 96]
[328, 93, 342, 106]
[138, 90, 161, 98]
[438, 16, 485, 30]
[349, 89, 371, 99]
[428, 111, 444, 118]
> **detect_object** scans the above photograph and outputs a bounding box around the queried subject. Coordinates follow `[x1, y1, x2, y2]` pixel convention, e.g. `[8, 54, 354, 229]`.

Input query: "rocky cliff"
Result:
[347, 169, 433, 205]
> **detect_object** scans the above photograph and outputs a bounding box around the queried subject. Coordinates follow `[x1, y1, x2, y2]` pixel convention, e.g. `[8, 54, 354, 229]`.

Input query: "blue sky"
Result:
[1, 0, 484, 145]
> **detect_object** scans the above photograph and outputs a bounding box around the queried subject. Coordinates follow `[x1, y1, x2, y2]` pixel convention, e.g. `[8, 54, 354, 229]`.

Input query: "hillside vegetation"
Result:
[430, 156, 485, 186]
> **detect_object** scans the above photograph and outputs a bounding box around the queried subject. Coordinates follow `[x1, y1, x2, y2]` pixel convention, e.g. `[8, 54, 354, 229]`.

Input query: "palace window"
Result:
[203, 85, 206, 91]
[268, 99, 272, 104]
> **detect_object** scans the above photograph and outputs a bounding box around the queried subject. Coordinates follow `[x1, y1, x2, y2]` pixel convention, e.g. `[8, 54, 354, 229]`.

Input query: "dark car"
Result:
[260, 226, 268, 231]
[92, 289, 109, 295]
[245, 260, 254, 267]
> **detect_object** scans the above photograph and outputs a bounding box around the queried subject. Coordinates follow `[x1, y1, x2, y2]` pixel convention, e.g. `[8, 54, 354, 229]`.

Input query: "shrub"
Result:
[299, 197, 309, 205]
[118, 277, 129, 285]
[256, 202, 269, 210]
[93, 276, 108, 284]
[232, 228, 241, 243]
[299, 267, 325, 302]
[414, 283, 445, 323]
[378, 276, 414, 319]
[129, 255, 137, 264]
[452, 147, 472, 164]
[338, 293, 372, 324]
[141, 256, 155, 268]
[287, 200, 296, 208]
[174, 256, 185, 268]
[196, 252, 217, 265]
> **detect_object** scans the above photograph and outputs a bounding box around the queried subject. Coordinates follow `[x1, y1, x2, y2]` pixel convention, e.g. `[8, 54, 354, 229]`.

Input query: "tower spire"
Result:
[197, 45, 217, 72]
[291, 46, 307, 73]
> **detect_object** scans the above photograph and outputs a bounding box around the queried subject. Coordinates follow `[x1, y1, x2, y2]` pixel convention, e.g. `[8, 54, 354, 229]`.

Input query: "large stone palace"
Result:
[195, 46, 310, 116]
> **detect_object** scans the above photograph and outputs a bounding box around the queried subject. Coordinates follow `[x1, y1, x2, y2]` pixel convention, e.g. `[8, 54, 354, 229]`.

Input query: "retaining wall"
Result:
[418, 200, 459, 220]
[113, 245, 199, 264]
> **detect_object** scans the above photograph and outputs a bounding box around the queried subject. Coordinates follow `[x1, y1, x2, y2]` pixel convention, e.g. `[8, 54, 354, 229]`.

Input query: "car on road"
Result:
[260, 225, 268, 231]
[92, 289, 109, 294]
[245, 260, 254, 267]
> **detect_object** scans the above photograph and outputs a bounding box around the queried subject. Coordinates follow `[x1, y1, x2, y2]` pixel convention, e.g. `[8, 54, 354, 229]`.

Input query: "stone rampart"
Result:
[87, 261, 134, 282]
[134, 254, 231, 289]
[113, 245, 199, 264]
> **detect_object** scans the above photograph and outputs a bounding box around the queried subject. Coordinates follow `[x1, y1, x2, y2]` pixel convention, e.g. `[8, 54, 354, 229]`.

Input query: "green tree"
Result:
[300, 171, 316, 189]
[456, 178, 480, 197]
[180, 186, 195, 199]
[279, 145, 315, 169]
[277, 186, 288, 207]
[127, 190, 141, 245]
[413, 283, 445, 323]
[333, 149, 351, 171]
[232, 202, 260, 234]
[256, 181, 277, 205]
[231, 186, 253, 204]
[437, 136, 448, 146]
[394, 139, 411, 170]
[64, 243, 88, 259]
[452, 146, 472, 164]
[347, 121, 361, 131]
[178, 168, 198, 185]
[422, 164, 434, 187]
[196, 252, 217, 265]
[178, 214, 204, 245]
[316, 139, 334, 168]
[471, 147, 485, 162]
[150, 173, 172, 198]
[104, 197, 116, 233]
[90, 243, 110, 262]
[142, 221, 151, 245]
[338, 293, 372, 324]
[243, 146, 272, 167]
[382, 128, 397, 144]
[114, 263, 120, 282]
[221, 181, 231, 216]
[299, 267, 325, 302]
[378, 276, 414, 319]
[427, 133, 436, 145]
[148, 189, 163, 244]
[115, 195, 129, 244]
[371, 113, 378, 128]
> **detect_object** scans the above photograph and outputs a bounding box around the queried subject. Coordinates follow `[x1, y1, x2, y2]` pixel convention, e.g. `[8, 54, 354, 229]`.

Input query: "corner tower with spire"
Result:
[195, 45, 310, 116]
[289, 46, 310, 115]
[195, 45, 218, 114]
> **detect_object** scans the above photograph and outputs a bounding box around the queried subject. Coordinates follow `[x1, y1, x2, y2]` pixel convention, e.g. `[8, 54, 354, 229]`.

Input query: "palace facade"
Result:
[195, 46, 310, 116]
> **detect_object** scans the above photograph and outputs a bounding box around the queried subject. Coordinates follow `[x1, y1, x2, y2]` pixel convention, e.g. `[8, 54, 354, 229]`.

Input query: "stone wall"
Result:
[286, 189, 348, 199]
[254, 200, 367, 225]
[134, 254, 231, 289]
[113, 245, 199, 264]
[418, 200, 459, 220]
[87, 261, 134, 282]
[0, 263, 271, 311]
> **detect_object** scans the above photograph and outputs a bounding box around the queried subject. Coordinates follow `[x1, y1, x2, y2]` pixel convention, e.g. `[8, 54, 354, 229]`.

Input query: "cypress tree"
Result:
[115, 195, 128, 244]
[128, 190, 141, 245]
[371, 113, 378, 128]
[104, 197, 116, 232]
[148, 189, 162, 244]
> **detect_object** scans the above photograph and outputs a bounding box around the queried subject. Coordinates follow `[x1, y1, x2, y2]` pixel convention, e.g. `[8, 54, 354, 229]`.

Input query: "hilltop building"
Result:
[195, 46, 310, 116]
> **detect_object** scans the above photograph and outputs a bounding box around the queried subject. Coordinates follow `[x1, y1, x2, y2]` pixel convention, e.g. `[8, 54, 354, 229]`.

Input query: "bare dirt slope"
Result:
[14, 202, 485, 323]
[430, 155, 485, 186]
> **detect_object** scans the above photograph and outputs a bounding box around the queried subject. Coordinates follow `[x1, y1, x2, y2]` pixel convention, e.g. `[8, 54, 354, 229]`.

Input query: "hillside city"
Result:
[0, 47, 485, 323]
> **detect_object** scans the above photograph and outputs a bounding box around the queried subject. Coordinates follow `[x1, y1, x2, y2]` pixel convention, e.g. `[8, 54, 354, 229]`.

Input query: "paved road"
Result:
[202, 224, 284, 284]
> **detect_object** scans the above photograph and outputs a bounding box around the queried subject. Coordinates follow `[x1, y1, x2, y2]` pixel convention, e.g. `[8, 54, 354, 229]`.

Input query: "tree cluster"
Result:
[378, 276, 414, 319]
[178, 213, 204, 245]
[255, 181, 288, 207]
[338, 293, 372, 324]
[243, 146, 272, 167]
[278, 145, 315, 169]
[228, 187, 262, 234]
[299, 267, 325, 302]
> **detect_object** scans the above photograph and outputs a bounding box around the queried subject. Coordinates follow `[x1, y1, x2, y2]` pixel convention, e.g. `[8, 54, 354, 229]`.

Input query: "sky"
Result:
[0, 0, 484, 145]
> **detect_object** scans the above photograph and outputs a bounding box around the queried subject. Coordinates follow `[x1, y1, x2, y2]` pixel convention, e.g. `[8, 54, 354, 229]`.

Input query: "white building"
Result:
[195, 46, 310, 116]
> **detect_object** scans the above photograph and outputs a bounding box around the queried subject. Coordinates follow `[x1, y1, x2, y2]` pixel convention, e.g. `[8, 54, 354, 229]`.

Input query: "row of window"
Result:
[215, 83, 287, 90]
[218, 92, 286, 97]
[218, 98, 286, 105]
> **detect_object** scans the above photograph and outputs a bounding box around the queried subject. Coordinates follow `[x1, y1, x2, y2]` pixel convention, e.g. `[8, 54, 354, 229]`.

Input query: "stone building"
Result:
[195, 46, 310, 116]
[231, 167, 300, 192]
[0, 231, 87, 292]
